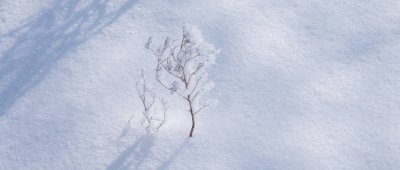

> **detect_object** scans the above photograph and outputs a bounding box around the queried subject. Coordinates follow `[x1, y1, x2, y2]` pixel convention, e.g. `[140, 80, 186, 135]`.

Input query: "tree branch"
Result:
[194, 103, 209, 115]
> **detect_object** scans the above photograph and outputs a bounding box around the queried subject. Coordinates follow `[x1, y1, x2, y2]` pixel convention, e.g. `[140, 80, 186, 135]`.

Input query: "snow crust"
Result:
[1, 0, 400, 169]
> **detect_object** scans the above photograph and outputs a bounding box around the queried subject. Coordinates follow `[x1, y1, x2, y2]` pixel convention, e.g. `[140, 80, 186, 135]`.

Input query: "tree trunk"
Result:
[189, 110, 195, 137]
[188, 97, 195, 137]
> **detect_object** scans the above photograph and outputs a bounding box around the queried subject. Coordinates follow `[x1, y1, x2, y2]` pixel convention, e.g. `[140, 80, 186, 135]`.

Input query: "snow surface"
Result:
[1, 0, 400, 169]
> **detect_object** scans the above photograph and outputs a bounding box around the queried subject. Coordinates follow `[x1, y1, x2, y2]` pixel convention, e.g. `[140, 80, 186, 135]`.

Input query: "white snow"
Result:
[1, 0, 400, 169]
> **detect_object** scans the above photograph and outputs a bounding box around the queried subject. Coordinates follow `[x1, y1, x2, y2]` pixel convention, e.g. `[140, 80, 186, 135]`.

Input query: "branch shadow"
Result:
[0, 0, 138, 115]
[108, 135, 155, 170]
[156, 138, 189, 170]
[109, 130, 190, 170]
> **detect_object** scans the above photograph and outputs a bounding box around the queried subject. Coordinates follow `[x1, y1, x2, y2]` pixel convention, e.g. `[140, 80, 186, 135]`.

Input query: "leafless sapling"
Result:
[145, 25, 217, 137]
[136, 70, 167, 135]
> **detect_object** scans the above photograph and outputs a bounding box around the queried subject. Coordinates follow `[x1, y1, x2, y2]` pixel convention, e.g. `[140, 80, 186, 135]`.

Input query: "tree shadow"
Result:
[156, 138, 189, 170]
[0, 0, 138, 115]
[108, 135, 155, 170]
[109, 131, 190, 170]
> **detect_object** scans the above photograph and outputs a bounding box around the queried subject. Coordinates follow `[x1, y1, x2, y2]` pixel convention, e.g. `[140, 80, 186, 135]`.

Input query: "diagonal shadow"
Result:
[108, 134, 189, 170]
[108, 135, 155, 170]
[156, 138, 189, 170]
[0, 0, 138, 115]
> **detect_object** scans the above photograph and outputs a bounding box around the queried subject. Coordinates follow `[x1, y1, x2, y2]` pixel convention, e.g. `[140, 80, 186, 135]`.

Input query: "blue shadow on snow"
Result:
[0, 0, 138, 115]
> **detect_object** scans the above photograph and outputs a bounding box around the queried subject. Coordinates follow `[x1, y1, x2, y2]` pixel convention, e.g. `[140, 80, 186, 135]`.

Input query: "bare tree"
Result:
[145, 25, 217, 137]
[136, 70, 167, 135]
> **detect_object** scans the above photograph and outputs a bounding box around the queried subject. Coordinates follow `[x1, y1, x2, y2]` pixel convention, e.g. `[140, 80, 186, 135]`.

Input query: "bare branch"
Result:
[155, 98, 167, 130]
[190, 77, 202, 95]
[194, 103, 209, 115]
[159, 62, 183, 80]
[191, 89, 203, 102]
[136, 69, 156, 112]
[187, 51, 201, 63]
[193, 60, 207, 75]
[136, 69, 168, 135]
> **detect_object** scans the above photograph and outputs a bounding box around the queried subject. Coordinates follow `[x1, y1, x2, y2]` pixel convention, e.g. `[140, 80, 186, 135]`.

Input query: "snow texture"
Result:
[1, 0, 400, 169]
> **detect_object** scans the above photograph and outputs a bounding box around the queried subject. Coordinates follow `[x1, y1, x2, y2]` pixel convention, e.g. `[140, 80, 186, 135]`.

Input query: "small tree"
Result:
[136, 70, 167, 135]
[145, 25, 218, 137]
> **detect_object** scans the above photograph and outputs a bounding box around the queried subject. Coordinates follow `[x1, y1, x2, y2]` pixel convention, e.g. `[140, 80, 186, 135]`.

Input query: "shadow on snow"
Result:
[0, 0, 138, 115]
[108, 132, 190, 170]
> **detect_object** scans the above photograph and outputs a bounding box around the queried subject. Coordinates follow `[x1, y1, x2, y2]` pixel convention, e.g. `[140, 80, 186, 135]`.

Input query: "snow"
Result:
[1, 0, 400, 169]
